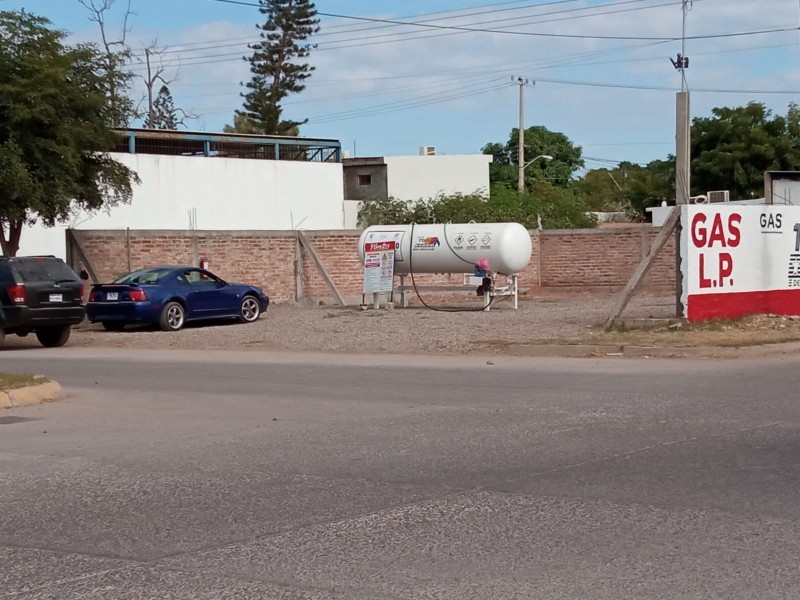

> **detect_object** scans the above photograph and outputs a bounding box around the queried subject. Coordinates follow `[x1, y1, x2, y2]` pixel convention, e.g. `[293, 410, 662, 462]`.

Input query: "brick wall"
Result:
[536, 227, 676, 288]
[70, 226, 675, 304]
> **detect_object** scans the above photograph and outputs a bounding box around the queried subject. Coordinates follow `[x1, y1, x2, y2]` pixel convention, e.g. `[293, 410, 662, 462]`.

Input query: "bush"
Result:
[357, 187, 597, 230]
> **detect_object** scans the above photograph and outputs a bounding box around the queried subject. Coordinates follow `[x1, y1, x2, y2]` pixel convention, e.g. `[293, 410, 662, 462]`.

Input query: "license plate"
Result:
[49, 293, 63, 303]
[107, 292, 119, 301]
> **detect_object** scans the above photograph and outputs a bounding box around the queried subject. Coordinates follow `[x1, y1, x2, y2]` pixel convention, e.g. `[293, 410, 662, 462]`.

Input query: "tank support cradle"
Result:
[396, 273, 520, 311]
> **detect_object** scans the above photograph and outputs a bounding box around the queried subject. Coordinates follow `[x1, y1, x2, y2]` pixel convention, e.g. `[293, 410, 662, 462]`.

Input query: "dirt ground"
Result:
[4, 289, 800, 355]
[594, 312, 800, 348]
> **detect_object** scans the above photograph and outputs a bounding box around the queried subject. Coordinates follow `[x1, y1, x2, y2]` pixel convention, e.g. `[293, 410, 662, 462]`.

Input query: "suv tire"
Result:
[35, 325, 72, 348]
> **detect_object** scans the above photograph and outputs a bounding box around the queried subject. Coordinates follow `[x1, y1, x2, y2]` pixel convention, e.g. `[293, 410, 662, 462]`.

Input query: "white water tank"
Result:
[358, 222, 532, 275]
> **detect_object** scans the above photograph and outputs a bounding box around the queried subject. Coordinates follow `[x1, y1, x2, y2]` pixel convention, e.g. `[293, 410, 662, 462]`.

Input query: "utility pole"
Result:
[675, 0, 691, 209]
[604, 0, 694, 327]
[674, 0, 692, 315]
[515, 77, 534, 194]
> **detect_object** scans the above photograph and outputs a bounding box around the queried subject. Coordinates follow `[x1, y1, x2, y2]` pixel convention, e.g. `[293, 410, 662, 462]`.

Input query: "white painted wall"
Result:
[680, 205, 800, 321]
[343, 201, 361, 230]
[17, 153, 344, 259]
[647, 199, 765, 227]
[771, 179, 800, 205]
[383, 155, 492, 201]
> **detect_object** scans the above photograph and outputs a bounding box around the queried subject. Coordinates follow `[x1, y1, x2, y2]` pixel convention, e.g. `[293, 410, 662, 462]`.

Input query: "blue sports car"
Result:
[86, 266, 269, 332]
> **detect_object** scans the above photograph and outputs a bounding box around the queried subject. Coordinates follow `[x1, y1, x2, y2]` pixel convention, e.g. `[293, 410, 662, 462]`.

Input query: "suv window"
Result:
[12, 257, 79, 283]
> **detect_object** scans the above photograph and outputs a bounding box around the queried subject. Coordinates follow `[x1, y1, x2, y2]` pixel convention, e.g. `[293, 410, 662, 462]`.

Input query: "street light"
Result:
[518, 154, 553, 193]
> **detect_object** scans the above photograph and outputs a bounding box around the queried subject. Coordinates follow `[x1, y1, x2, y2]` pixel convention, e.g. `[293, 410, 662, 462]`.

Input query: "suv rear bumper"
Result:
[1, 305, 86, 331]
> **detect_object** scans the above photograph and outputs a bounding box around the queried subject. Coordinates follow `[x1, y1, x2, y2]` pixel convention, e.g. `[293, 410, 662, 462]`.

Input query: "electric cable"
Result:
[134, 0, 689, 68]
[406, 222, 496, 313]
[205, 0, 794, 43]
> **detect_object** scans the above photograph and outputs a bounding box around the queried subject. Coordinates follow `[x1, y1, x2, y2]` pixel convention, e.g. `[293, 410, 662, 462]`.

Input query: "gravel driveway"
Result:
[16, 291, 675, 355]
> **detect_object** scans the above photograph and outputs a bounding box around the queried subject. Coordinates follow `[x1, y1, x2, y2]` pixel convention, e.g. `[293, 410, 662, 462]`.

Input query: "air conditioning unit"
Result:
[707, 190, 730, 203]
[419, 146, 436, 156]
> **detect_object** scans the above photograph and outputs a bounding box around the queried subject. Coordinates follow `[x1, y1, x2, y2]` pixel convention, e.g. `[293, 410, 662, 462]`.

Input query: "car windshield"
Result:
[114, 268, 173, 285]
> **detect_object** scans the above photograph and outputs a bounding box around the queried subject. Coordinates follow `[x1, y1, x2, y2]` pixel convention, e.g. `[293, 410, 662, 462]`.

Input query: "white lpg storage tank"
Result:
[358, 222, 532, 274]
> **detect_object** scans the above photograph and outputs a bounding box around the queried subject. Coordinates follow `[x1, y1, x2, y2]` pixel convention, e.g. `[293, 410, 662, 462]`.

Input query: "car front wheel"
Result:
[238, 295, 261, 323]
[35, 325, 71, 348]
[159, 302, 185, 332]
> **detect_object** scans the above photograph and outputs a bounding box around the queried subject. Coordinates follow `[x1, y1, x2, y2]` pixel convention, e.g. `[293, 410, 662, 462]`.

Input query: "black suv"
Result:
[0, 256, 86, 349]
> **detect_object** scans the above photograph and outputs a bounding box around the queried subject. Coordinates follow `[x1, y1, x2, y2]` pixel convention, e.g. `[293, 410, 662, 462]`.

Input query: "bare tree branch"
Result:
[77, 0, 138, 126]
[138, 40, 197, 129]
[77, 0, 132, 49]
[173, 106, 199, 128]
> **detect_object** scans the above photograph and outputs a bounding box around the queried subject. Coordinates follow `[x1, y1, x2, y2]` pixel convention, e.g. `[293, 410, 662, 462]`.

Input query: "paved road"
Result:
[1, 348, 799, 599]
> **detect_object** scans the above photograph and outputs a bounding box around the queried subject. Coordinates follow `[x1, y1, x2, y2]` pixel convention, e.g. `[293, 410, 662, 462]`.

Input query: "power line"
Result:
[205, 0, 798, 42]
[164, 39, 800, 89]
[125, 20, 796, 73]
[194, 81, 510, 124]
[138, 0, 684, 59]
[187, 74, 800, 128]
[139, 0, 585, 54]
[310, 83, 510, 124]
[125, 0, 800, 127]
[531, 76, 800, 94]
[129, 0, 795, 74]
[308, 1, 688, 53]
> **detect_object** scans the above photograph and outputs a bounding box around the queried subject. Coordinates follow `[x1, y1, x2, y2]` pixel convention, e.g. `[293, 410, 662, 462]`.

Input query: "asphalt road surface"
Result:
[1, 348, 799, 599]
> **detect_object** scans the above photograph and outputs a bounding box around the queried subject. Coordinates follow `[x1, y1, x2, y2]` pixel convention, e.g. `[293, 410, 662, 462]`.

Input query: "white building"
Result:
[18, 129, 344, 258]
[17, 131, 493, 258]
[342, 150, 493, 228]
[765, 171, 800, 205]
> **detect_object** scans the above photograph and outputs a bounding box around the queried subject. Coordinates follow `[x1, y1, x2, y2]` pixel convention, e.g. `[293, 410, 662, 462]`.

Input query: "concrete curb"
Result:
[503, 340, 800, 359]
[0, 381, 64, 409]
[504, 344, 624, 358]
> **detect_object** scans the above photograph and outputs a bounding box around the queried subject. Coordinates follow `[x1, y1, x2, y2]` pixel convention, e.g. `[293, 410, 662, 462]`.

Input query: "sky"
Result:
[4, 0, 800, 175]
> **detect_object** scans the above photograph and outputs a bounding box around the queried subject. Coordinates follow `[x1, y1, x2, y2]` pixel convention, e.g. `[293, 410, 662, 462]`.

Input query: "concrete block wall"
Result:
[71, 226, 676, 304]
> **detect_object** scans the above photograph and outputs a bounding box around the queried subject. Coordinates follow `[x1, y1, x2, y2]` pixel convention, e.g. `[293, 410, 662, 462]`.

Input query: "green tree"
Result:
[691, 102, 800, 199]
[357, 197, 412, 228]
[144, 84, 178, 130]
[576, 168, 627, 212]
[482, 126, 584, 190]
[524, 183, 597, 229]
[0, 10, 138, 256]
[624, 159, 674, 215]
[223, 113, 262, 134]
[787, 102, 800, 147]
[357, 189, 596, 230]
[235, 0, 320, 136]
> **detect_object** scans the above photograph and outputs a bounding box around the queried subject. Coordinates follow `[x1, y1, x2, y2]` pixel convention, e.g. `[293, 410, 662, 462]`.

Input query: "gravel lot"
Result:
[0, 291, 677, 355]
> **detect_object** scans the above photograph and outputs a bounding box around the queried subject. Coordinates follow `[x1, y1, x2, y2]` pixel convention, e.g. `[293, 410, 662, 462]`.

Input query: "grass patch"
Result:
[587, 314, 800, 348]
[0, 373, 48, 391]
[475, 314, 800, 351]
